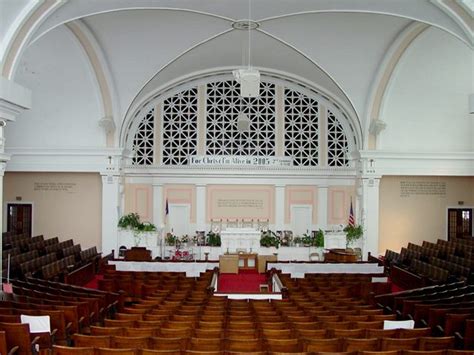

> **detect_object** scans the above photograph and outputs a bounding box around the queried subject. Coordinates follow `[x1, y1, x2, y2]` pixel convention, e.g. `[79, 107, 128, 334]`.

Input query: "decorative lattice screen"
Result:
[162, 88, 198, 165]
[206, 81, 276, 156]
[283, 88, 319, 166]
[132, 108, 154, 165]
[327, 109, 349, 167]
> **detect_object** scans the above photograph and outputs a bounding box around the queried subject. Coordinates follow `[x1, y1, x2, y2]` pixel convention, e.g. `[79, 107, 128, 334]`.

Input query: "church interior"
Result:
[0, 0, 473, 353]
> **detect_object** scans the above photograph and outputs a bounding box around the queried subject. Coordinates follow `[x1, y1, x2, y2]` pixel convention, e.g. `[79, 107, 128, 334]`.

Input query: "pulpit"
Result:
[324, 248, 357, 263]
[124, 247, 152, 261]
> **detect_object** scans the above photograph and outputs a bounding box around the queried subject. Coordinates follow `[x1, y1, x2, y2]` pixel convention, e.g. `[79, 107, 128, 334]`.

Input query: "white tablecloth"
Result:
[267, 262, 383, 278]
[109, 261, 219, 277]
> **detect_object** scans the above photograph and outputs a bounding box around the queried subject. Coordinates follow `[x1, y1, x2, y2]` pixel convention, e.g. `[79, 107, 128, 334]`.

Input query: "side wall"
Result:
[4, 172, 102, 249]
[379, 27, 473, 151]
[379, 176, 474, 253]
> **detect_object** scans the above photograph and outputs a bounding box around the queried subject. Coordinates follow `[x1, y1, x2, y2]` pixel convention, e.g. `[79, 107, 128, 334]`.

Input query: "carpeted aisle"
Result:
[218, 271, 270, 293]
[84, 274, 103, 289]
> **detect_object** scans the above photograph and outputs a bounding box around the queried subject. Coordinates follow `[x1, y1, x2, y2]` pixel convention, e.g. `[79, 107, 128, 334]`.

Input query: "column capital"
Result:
[152, 183, 164, 187]
[0, 77, 32, 122]
[195, 183, 207, 188]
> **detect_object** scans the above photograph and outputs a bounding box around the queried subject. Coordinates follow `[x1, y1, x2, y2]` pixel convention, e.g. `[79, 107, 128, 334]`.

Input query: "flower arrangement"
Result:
[206, 231, 221, 246]
[260, 230, 280, 248]
[165, 233, 178, 246]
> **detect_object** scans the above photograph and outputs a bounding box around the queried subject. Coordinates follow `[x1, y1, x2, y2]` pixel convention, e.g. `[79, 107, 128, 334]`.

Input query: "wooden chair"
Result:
[296, 328, 327, 338]
[329, 328, 366, 338]
[185, 337, 223, 351]
[52, 345, 95, 354]
[355, 321, 385, 330]
[358, 352, 399, 355]
[365, 328, 399, 339]
[265, 338, 303, 352]
[113, 336, 150, 349]
[193, 329, 223, 338]
[124, 327, 159, 337]
[446, 350, 474, 355]
[303, 338, 340, 352]
[418, 336, 455, 351]
[149, 336, 186, 351]
[343, 338, 379, 352]
[90, 326, 125, 336]
[104, 319, 136, 328]
[141, 350, 182, 355]
[225, 338, 264, 352]
[403, 351, 445, 355]
[73, 334, 112, 348]
[380, 337, 418, 351]
[95, 349, 138, 355]
[398, 328, 432, 338]
[0, 322, 40, 355]
[0, 330, 18, 355]
[261, 328, 293, 339]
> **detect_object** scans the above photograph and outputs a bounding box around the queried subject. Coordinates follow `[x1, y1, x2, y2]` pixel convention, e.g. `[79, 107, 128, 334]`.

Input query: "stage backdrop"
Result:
[207, 185, 274, 223]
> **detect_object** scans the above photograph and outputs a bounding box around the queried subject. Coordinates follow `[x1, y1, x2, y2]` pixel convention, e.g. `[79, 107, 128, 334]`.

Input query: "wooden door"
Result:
[448, 208, 473, 240]
[6, 204, 32, 237]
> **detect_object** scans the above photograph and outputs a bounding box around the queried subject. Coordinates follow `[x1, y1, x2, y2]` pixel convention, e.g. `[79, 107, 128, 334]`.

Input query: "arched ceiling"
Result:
[2, 0, 472, 148]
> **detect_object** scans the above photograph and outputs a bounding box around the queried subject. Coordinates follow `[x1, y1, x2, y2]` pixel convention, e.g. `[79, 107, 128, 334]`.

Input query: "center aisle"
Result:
[217, 270, 270, 293]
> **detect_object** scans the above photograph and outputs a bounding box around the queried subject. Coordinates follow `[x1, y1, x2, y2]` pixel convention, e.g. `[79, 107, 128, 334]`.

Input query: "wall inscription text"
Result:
[400, 181, 446, 197]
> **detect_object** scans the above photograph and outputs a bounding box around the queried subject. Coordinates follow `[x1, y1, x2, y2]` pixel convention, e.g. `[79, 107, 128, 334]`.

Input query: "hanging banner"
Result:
[189, 155, 292, 167]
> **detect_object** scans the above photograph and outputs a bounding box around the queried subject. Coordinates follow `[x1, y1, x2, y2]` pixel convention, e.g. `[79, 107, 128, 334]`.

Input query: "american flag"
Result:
[165, 199, 169, 216]
[348, 200, 355, 227]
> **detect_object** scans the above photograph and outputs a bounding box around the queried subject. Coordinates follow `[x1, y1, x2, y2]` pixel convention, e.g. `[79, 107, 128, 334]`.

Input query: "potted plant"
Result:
[165, 233, 177, 246]
[302, 233, 313, 247]
[314, 229, 324, 248]
[206, 231, 221, 247]
[260, 230, 280, 248]
[118, 213, 157, 246]
[344, 224, 363, 248]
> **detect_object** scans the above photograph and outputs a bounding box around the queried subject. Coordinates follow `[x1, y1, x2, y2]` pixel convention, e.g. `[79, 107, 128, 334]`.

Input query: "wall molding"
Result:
[356, 150, 474, 177]
[5, 147, 124, 173]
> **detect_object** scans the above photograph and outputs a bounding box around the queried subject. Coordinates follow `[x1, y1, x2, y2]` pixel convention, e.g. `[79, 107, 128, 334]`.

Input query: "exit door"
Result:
[7, 203, 32, 237]
[447, 208, 473, 240]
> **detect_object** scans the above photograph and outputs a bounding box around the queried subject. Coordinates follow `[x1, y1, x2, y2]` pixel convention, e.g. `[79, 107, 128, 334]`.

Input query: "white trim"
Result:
[4, 201, 34, 237]
[5, 147, 124, 173]
[355, 150, 474, 176]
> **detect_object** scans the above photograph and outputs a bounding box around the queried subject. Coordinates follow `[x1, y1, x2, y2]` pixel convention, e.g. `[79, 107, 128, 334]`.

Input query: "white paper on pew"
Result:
[21, 315, 51, 333]
[383, 320, 414, 330]
[372, 277, 388, 282]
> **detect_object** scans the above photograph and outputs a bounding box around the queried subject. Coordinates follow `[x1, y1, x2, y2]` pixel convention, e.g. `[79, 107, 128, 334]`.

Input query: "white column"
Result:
[152, 184, 164, 229]
[275, 184, 285, 231]
[318, 185, 328, 230]
[101, 174, 120, 255]
[360, 177, 381, 259]
[0, 162, 6, 278]
[196, 184, 207, 231]
[0, 78, 31, 279]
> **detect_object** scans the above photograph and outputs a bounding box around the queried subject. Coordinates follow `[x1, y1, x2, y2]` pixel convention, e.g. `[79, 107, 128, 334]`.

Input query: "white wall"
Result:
[0, 0, 31, 52]
[7, 25, 104, 148]
[379, 27, 473, 151]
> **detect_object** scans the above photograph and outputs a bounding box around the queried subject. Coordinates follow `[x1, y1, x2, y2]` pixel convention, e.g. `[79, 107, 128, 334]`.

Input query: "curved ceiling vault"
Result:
[3, 0, 472, 149]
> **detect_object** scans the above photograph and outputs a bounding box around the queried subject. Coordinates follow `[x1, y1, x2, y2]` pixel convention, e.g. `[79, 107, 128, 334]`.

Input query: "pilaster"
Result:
[101, 174, 120, 255]
[275, 184, 286, 231]
[196, 184, 207, 231]
[152, 183, 164, 229]
[317, 185, 328, 229]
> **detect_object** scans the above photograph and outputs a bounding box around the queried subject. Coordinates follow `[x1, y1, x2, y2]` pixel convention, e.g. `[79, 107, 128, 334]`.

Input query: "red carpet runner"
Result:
[218, 271, 270, 293]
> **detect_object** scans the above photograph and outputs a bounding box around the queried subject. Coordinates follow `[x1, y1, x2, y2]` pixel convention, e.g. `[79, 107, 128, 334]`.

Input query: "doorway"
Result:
[7, 203, 33, 237]
[447, 208, 473, 240]
[168, 204, 190, 237]
[291, 205, 313, 237]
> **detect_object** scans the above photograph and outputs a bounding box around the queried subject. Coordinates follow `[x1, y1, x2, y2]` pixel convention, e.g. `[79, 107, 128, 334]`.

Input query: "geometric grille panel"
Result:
[327, 109, 349, 167]
[283, 88, 319, 166]
[132, 108, 155, 166]
[206, 81, 276, 156]
[162, 87, 198, 165]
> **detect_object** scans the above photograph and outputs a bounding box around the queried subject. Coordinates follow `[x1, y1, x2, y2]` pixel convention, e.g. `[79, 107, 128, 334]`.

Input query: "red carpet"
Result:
[83, 274, 103, 289]
[218, 272, 270, 293]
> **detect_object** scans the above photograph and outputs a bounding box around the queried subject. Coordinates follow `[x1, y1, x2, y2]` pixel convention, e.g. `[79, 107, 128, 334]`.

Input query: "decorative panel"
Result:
[132, 108, 154, 165]
[327, 109, 349, 167]
[206, 81, 276, 156]
[162, 88, 198, 165]
[283, 88, 319, 166]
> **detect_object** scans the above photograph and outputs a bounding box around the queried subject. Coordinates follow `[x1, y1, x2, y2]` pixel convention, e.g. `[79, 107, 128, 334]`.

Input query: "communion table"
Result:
[220, 228, 261, 253]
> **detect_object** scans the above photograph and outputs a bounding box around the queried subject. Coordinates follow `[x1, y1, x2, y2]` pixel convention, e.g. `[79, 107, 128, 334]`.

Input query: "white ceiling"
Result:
[3, 0, 472, 136]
